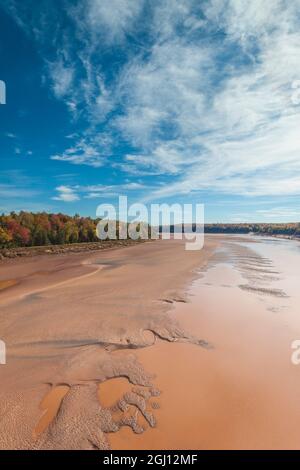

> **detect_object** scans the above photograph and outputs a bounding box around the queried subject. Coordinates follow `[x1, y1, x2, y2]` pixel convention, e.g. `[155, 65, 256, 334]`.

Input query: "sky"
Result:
[1, 0, 300, 223]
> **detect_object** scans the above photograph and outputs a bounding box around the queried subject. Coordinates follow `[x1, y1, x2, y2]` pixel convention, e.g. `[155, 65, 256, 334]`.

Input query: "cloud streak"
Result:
[52, 182, 146, 202]
[52, 186, 79, 202]
[4, 0, 300, 202]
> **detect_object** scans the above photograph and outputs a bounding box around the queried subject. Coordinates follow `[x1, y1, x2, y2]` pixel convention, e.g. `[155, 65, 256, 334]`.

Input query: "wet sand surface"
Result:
[108, 236, 300, 450]
[1, 235, 300, 449]
[0, 238, 217, 449]
[34, 385, 70, 438]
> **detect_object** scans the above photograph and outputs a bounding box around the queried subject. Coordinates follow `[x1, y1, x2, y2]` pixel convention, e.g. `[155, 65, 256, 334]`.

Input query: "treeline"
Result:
[1, 212, 300, 248]
[0, 212, 101, 248]
[170, 222, 300, 237]
[204, 223, 300, 236]
[0, 211, 150, 248]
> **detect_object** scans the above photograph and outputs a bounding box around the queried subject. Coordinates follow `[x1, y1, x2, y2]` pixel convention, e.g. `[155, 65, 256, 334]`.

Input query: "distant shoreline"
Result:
[1, 230, 299, 262]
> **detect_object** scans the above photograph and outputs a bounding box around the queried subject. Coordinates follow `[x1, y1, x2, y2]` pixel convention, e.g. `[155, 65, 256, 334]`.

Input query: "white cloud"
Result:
[256, 207, 300, 219]
[230, 206, 300, 223]
[118, 0, 300, 199]
[84, 0, 144, 43]
[116, 39, 213, 147]
[203, 0, 300, 46]
[52, 185, 79, 202]
[51, 138, 107, 168]
[48, 59, 74, 99]
[52, 181, 146, 201]
[5, 0, 300, 203]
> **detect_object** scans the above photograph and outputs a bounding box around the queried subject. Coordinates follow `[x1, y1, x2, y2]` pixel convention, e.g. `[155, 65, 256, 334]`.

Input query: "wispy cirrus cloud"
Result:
[83, 0, 145, 44]
[230, 206, 300, 223]
[3, 0, 300, 203]
[114, 0, 300, 199]
[0, 184, 37, 199]
[48, 59, 74, 99]
[256, 207, 300, 220]
[51, 138, 107, 168]
[52, 181, 145, 202]
[0, 170, 40, 209]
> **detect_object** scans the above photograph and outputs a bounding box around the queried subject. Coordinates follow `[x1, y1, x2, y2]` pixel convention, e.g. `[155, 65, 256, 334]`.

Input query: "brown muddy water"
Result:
[34, 385, 70, 438]
[107, 236, 300, 449]
[0, 280, 18, 291]
[99, 378, 133, 408]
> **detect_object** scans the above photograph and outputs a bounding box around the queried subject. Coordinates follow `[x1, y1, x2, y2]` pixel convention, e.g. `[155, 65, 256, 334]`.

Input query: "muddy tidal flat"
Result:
[1, 235, 300, 450]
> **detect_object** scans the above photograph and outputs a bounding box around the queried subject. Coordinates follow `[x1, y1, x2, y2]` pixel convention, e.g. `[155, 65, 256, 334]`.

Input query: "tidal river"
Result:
[1, 235, 300, 449]
[107, 235, 300, 450]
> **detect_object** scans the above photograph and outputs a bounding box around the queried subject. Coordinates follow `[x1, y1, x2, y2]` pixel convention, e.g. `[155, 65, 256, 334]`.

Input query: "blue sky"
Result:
[1, 0, 300, 222]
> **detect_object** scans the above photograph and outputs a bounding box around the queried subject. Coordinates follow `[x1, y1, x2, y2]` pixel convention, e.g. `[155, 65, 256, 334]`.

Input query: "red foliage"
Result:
[6, 220, 30, 245]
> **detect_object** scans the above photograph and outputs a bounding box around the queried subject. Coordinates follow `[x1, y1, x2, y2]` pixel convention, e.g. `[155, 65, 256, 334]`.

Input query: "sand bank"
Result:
[0, 237, 218, 449]
[2, 235, 300, 450]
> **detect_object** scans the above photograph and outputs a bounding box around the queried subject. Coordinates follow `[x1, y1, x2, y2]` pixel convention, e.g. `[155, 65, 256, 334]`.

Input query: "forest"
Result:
[0, 211, 300, 248]
[0, 212, 100, 248]
[204, 223, 300, 236]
